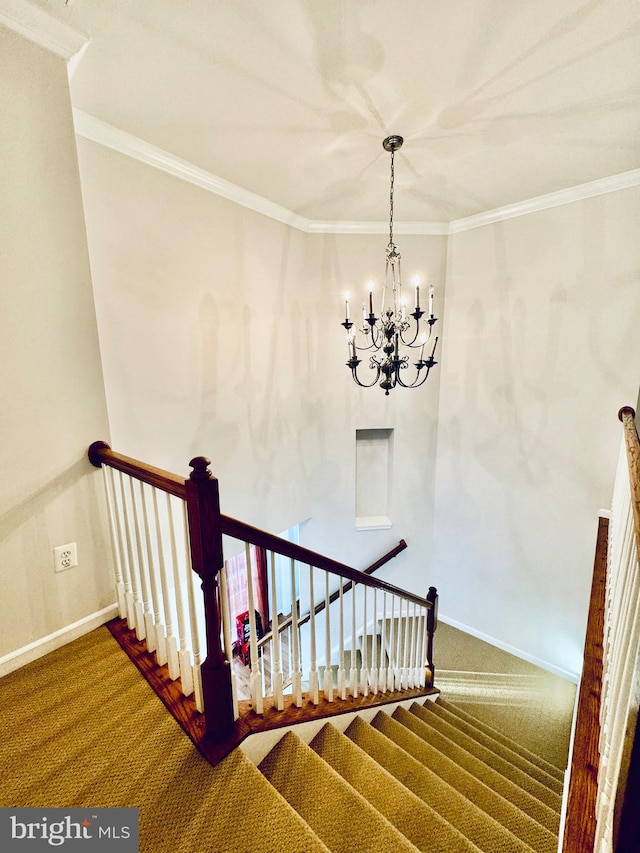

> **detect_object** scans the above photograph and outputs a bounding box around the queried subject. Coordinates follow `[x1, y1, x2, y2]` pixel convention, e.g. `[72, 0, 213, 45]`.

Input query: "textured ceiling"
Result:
[31, 0, 640, 222]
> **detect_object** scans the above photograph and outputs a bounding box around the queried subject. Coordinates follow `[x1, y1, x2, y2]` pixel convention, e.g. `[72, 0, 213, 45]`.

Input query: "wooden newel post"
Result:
[185, 456, 235, 742]
[425, 586, 438, 688]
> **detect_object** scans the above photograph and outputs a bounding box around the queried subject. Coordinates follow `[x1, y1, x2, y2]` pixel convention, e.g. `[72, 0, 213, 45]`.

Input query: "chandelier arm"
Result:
[356, 339, 380, 353]
[398, 317, 437, 350]
[359, 323, 384, 350]
[395, 362, 434, 390]
[398, 324, 423, 348]
[349, 358, 383, 389]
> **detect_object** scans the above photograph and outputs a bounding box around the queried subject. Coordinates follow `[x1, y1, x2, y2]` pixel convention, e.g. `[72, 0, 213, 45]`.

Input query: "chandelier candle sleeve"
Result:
[339, 134, 440, 395]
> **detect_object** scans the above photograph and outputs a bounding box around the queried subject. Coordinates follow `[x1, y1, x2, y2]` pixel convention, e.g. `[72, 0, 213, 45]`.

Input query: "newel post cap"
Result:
[618, 406, 636, 422]
[189, 456, 213, 481]
[88, 440, 111, 468]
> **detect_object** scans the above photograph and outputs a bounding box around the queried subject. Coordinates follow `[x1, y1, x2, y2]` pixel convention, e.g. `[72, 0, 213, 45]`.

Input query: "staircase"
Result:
[205, 696, 564, 853]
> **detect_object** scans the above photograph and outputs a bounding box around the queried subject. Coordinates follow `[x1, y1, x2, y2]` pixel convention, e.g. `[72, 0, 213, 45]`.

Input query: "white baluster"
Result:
[182, 503, 203, 712]
[416, 606, 426, 688]
[411, 601, 419, 688]
[125, 477, 147, 639]
[388, 594, 397, 690]
[324, 571, 334, 701]
[138, 482, 158, 654]
[350, 581, 358, 698]
[398, 599, 406, 689]
[244, 543, 263, 715]
[370, 587, 378, 695]
[395, 598, 402, 690]
[269, 551, 284, 710]
[117, 471, 137, 631]
[360, 584, 368, 697]
[308, 564, 319, 705]
[143, 485, 168, 666]
[259, 637, 267, 700]
[101, 466, 126, 619]
[380, 592, 388, 693]
[337, 578, 346, 699]
[156, 492, 179, 679]
[402, 599, 411, 689]
[167, 495, 192, 696]
[218, 565, 238, 719]
[290, 557, 302, 707]
[406, 601, 415, 688]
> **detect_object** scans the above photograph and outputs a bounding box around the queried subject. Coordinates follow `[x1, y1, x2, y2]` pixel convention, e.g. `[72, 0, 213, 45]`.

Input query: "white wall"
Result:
[0, 27, 113, 663]
[74, 105, 640, 681]
[75, 137, 447, 590]
[433, 188, 640, 677]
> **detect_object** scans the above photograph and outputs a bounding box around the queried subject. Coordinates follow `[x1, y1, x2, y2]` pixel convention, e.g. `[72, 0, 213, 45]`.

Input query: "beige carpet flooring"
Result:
[0, 623, 575, 852]
[433, 621, 576, 767]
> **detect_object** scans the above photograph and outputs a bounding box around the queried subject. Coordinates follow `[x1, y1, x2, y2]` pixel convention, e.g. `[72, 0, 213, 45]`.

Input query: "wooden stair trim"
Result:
[561, 514, 607, 853]
[106, 617, 436, 766]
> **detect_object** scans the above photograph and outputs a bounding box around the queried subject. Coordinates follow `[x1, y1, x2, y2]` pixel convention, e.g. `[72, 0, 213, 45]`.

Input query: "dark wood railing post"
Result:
[185, 456, 234, 742]
[425, 585, 438, 688]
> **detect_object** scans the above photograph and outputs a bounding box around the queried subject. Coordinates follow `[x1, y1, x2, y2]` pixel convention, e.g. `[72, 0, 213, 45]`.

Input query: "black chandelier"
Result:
[341, 135, 439, 395]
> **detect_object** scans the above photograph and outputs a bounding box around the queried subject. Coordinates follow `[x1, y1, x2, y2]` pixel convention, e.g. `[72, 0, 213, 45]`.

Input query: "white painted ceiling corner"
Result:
[5, 0, 640, 235]
[74, 106, 640, 236]
[0, 0, 89, 63]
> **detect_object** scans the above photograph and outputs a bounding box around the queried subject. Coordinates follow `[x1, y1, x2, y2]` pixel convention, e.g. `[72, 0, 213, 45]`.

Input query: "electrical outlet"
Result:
[54, 542, 78, 572]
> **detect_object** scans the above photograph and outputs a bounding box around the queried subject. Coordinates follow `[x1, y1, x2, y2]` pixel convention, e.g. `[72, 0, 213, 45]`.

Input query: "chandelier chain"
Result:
[389, 147, 395, 247]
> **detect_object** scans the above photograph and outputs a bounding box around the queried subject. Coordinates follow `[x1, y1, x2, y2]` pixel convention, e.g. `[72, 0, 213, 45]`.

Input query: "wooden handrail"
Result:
[220, 514, 429, 607]
[258, 539, 408, 646]
[88, 443, 426, 607]
[619, 406, 640, 556]
[561, 515, 607, 853]
[614, 406, 640, 850]
[362, 539, 408, 575]
[88, 441, 187, 499]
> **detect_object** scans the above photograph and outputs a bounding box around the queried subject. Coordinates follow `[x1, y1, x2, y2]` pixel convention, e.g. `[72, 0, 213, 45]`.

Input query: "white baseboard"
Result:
[438, 612, 581, 684]
[0, 604, 118, 678]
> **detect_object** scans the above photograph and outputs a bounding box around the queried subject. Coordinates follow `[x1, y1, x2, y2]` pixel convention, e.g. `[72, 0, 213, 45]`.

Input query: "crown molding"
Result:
[306, 220, 449, 236]
[73, 109, 451, 236]
[448, 168, 640, 234]
[73, 109, 310, 230]
[0, 0, 89, 62]
[73, 109, 639, 237]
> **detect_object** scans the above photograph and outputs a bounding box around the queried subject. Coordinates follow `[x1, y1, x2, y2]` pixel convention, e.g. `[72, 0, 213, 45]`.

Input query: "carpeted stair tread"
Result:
[258, 730, 419, 853]
[408, 703, 562, 823]
[436, 698, 565, 784]
[309, 722, 483, 853]
[345, 716, 537, 853]
[201, 748, 332, 853]
[374, 710, 557, 853]
[0, 627, 331, 853]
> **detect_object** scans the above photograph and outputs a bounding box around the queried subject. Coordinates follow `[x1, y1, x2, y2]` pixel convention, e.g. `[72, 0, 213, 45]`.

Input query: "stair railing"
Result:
[89, 442, 438, 746]
[594, 407, 640, 851]
[232, 542, 436, 713]
[564, 408, 640, 852]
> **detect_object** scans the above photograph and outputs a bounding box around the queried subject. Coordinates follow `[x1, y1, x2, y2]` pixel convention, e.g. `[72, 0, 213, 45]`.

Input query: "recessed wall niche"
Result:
[355, 428, 393, 530]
